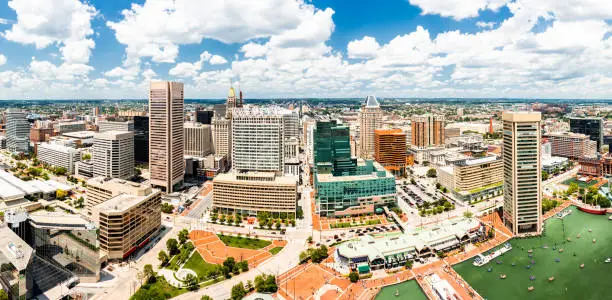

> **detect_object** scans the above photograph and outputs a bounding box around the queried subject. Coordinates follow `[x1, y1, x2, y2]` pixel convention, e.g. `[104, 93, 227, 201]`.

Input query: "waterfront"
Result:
[454, 207, 612, 299]
[375, 280, 427, 300]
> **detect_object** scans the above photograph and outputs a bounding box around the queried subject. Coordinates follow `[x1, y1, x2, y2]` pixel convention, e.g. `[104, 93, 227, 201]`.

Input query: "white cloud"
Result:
[347, 36, 380, 59]
[209, 55, 228, 65]
[29, 59, 93, 81]
[476, 21, 496, 29]
[168, 51, 212, 77]
[0, 18, 9, 25]
[240, 43, 269, 58]
[4, 0, 98, 64]
[0, 54, 6, 66]
[408, 0, 508, 20]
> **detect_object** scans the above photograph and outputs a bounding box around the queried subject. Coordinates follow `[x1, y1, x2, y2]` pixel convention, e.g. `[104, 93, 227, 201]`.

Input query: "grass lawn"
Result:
[182, 251, 220, 278]
[562, 177, 598, 188]
[217, 234, 272, 250]
[269, 247, 284, 255]
[166, 242, 194, 271]
[130, 277, 187, 300]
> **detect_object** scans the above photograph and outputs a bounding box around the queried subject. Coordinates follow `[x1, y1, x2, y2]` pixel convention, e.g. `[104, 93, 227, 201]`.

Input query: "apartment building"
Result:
[543, 132, 597, 160]
[37, 142, 82, 174]
[411, 114, 445, 148]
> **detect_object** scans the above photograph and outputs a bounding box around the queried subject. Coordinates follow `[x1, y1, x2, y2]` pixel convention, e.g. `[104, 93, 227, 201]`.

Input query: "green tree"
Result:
[161, 203, 174, 214]
[254, 274, 278, 293]
[231, 282, 246, 300]
[275, 222, 281, 230]
[157, 250, 169, 266]
[542, 171, 549, 181]
[349, 271, 359, 283]
[463, 211, 474, 219]
[201, 296, 213, 300]
[426, 168, 437, 178]
[178, 229, 189, 244]
[82, 153, 92, 160]
[223, 257, 236, 272]
[405, 260, 413, 269]
[410, 178, 417, 184]
[166, 238, 179, 255]
[143, 264, 156, 283]
[184, 273, 199, 291]
[0, 289, 7, 300]
[56, 189, 68, 200]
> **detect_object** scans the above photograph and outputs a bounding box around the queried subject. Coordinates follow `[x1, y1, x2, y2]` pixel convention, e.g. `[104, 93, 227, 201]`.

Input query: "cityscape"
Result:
[0, 1, 611, 300]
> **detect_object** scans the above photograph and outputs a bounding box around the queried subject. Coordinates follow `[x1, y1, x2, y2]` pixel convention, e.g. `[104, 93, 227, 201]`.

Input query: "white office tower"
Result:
[37, 143, 82, 174]
[6, 109, 30, 153]
[232, 106, 295, 172]
[359, 95, 382, 158]
[149, 81, 184, 193]
[98, 120, 134, 132]
[502, 111, 542, 235]
[184, 122, 213, 157]
[212, 117, 231, 158]
[282, 111, 300, 140]
[92, 131, 134, 180]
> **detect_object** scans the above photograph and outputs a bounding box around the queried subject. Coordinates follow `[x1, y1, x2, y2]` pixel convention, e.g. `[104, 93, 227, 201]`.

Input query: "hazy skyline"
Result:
[0, 0, 611, 100]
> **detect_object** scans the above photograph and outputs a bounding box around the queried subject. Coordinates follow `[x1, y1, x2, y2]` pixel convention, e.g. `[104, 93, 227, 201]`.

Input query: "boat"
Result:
[605, 258, 611, 263]
[593, 239, 597, 243]
[577, 205, 606, 215]
[556, 209, 572, 219]
[589, 228, 593, 232]
[473, 243, 513, 267]
[580, 264, 585, 269]
[527, 249, 533, 253]
[549, 277, 555, 282]
[576, 234, 581, 238]
[608, 215, 612, 220]
[500, 274, 507, 279]
[528, 286, 535, 292]
[559, 248, 564, 253]
[395, 289, 399, 297]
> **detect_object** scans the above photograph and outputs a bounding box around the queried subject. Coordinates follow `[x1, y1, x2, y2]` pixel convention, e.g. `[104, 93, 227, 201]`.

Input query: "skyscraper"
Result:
[569, 117, 603, 152]
[92, 131, 134, 180]
[359, 95, 382, 158]
[502, 111, 542, 235]
[6, 109, 30, 153]
[411, 114, 445, 148]
[149, 81, 184, 193]
[133, 116, 149, 163]
[374, 129, 407, 177]
[184, 122, 213, 157]
[196, 110, 214, 125]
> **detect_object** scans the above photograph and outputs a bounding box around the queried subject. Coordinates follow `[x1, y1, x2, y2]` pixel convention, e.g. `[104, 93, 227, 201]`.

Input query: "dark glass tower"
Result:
[196, 110, 214, 125]
[134, 116, 149, 163]
[569, 117, 603, 152]
[314, 120, 356, 176]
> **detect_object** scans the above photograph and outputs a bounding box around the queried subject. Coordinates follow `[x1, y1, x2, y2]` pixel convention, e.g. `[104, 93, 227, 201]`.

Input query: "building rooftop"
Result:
[232, 106, 295, 118]
[364, 95, 380, 108]
[544, 132, 591, 139]
[0, 171, 71, 200]
[93, 191, 159, 213]
[502, 111, 541, 122]
[214, 171, 297, 185]
[93, 130, 134, 140]
[316, 160, 393, 183]
[29, 211, 95, 230]
[0, 225, 33, 270]
[87, 177, 151, 196]
[38, 142, 82, 154]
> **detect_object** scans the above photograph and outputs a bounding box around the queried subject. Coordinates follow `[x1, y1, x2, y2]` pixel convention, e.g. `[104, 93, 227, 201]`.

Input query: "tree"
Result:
[275, 222, 281, 230]
[201, 296, 213, 300]
[291, 219, 296, 227]
[245, 280, 254, 291]
[53, 166, 67, 176]
[56, 189, 68, 200]
[0, 290, 7, 300]
[436, 251, 446, 259]
[185, 273, 199, 291]
[307, 236, 313, 244]
[234, 215, 241, 226]
[223, 257, 236, 272]
[157, 250, 169, 266]
[410, 178, 417, 185]
[426, 168, 437, 178]
[463, 211, 474, 219]
[349, 271, 359, 283]
[143, 264, 156, 283]
[178, 229, 189, 244]
[435, 182, 441, 189]
[254, 274, 278, 293]
[211, 213, 218, 223]
[542, 171, 549, 181]
[166, 238, 179, 255]
[74, 196, 85, 208]
[405, 260, 413, 269]
[161, 203, 174, 214]
[82, 153, 92, 160]
[231, 282, 246, 300]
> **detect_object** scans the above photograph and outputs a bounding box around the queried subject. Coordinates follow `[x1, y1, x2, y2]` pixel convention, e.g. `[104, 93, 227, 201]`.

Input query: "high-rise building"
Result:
[184, 122, 213, 157]
[359, 96, 382, 158]
[543, 132, 597, 160]
[314, 120, 356, 176]
[569, 117, 603, 152]
[92, 131, 134, 180]
[98, 120, 134, 132]
[226, 87, 238, 118]
[92, 106, 100, 116]
[374, 129, 407, 177]
[232, 106, 287, 172]
[212, 117, 231, 158]
[149, 81, 184, 193]
[37, 143, 82, 174]
[6, 109, 30, 153]
[133, 116, 149, 163]
[438, 155, 503, 202]
[411, 114, 445, 148]
[196, 110, 214, 125]
[502, 111, 542, 235]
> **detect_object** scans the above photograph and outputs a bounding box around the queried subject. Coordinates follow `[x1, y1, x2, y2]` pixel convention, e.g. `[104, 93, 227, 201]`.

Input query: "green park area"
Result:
[269, 247, 284, 255]
[218, 234, 271, 250]
[375, 280, 427, 300]
[182, 251, 220, 279]
[562, 177, 598, 188]
[130, 277, 187, 300]
[454, 207, 612, 299]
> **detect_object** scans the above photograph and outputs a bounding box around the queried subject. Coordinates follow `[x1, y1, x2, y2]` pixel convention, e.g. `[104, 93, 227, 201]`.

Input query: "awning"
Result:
[357, 263, 370, 273]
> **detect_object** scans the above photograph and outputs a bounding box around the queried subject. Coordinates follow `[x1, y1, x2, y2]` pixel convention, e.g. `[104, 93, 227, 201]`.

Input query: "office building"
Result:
[284, 136, 300, 176]
[88, 177, 161, 260]
[37, 142, 82, 174]
[118, 110, 147, 118]
[438, 155, 503, 202]
[92, 106, 100, 116]
[133, 116, 149, 163]
[184, 122, 213, 157]
[6, 109, 30, 153]
[232, 106, 289, 172]
[283, 110, 300, 140]
[213, 104, 227, 119]
[411, 114, 445, 148]
[149, 81, 184, 193]
[502, 111, 542, 235]
[374, 129, 407, 177]
[212, 117, 231, 159]
[92, 131, 134, 180]
[196, 110, 214, 125]
[98, 120, 134, 133]
[55, 121, 86, 134]
[543, 132, 597, 160]
[569, 117, 603, 152]
[30, 127, 55, 143]
[359, 96, 382, 158]
[212, 171, 297, 217]
[225, 87, 238, 118]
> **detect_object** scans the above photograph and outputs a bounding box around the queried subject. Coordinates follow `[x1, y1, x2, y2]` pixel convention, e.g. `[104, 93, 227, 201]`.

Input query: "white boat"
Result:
[473, 243, 512, 267]
[605, 258, 611, 263]
[608, 215, 612, 220]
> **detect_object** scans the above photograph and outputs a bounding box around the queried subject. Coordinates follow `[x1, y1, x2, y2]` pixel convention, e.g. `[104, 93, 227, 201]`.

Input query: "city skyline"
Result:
[0, 0, 610, 100]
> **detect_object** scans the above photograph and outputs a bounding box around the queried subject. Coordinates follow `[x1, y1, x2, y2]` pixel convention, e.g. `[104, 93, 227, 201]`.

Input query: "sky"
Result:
[0, 0, 610, 100]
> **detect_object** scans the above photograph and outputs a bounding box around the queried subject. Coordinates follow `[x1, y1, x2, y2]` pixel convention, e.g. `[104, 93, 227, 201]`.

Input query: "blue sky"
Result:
[0, 0, 610, 99]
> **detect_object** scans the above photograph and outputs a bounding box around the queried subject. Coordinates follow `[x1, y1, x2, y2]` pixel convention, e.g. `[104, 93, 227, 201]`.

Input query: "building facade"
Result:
[97, 120, 134, 133]
[502, 111, 542, 235]
[543, 132, 597, 160]
[37, 143, 82, 174]
[133, 116, 149, 163]
[212, 117, 231, 160]
[184, 122, 213, 157]
[6, 109, 30, 153]
[569, 117, 603, 152]
[359, 96, 382, 158]
[374, 129, 407, 177]
[149, 81, 184, 193]
[212, 171, 297, 217]
[196, 110, 214, 125]
[55, 121, 86, 134]
[411, 114, 445, 148]
[92, 131, 134, 180]
[438, 155, 503, 202]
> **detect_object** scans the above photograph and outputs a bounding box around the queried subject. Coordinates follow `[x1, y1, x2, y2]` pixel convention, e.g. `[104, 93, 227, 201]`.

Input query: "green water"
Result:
[454, 207, 612, 300]
[375, 280, 427, 300]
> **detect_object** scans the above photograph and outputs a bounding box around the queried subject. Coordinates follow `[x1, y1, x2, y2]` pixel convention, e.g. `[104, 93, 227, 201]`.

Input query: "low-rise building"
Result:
[543, 132, 597, 160]
[55, 121, 86, 134]
[213, 171, 297, 217]
[97, 120, 134, 133]
[37, 142, 82, 174]
[437, 155, 503, 202]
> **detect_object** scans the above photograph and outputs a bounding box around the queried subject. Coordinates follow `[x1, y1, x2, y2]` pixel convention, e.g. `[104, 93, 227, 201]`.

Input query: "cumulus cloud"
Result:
[408, 0, 508, 20]
[209, 55, 228, 65]
[0, 18, 10, 25]
[347, 36, 380, 59]
[0, 54, 6, 66]
[240, 43, 269, 58]
[476, 21, 496, 29]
